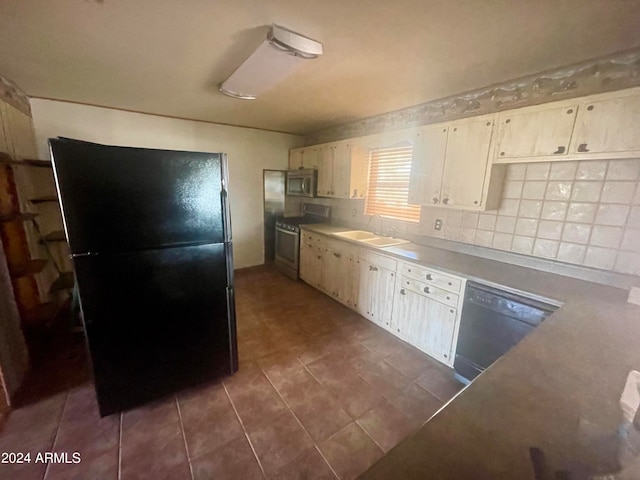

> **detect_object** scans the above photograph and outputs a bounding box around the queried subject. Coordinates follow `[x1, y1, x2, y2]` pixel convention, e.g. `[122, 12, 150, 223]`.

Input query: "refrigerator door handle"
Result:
[72, 252, 99, 258]
[221, 188, 232, 242]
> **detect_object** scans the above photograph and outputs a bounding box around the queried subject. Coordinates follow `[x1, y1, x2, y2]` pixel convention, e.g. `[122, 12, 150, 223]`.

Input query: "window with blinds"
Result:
[364, 142, 421, 222]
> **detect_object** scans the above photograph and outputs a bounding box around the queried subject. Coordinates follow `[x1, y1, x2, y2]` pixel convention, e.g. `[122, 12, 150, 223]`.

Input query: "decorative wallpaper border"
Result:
[0, 75, 31, 117]
[304, 47, 640, 145]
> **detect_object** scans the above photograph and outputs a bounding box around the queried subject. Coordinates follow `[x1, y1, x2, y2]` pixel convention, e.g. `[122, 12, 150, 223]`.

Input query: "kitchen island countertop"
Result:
[300, 224, 640, 479]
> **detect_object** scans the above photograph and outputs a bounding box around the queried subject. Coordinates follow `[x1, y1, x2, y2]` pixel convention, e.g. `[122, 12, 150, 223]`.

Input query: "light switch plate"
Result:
[434, 219, 442, 231]
[352, 209, 357, 217]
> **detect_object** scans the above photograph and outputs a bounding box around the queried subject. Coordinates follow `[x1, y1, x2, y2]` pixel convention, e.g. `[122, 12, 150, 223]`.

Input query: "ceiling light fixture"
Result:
[219, 24, 323, 100]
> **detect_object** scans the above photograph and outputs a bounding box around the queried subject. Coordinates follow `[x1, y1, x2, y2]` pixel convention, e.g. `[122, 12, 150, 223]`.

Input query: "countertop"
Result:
[301, 224, 640, 479]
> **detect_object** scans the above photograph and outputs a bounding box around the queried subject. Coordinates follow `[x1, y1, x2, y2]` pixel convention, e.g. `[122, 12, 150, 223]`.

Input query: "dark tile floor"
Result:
[0, 266, 463, 480]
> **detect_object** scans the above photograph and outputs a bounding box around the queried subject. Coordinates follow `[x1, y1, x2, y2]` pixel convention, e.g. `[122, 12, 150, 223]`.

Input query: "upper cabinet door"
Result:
[496, 104, 577, 159]
[316, 144, 334, 197]
[571, 94, 640, 156]
[289, 148, 304, 169]
[331, 142, 352, 198]
[408, 125, 448, 206]
[301, 147, 319, 169]
[440, 116, 494, 209]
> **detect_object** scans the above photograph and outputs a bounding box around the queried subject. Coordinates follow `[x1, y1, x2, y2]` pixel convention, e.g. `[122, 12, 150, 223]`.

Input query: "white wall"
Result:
[30, 99, 301, 269]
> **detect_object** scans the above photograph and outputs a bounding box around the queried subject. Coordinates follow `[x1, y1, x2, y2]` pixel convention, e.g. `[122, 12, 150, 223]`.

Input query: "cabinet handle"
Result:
[442, 198, 449, 205]
[450, 309, 454, 313]
[446, 296, 450, 300]
[423, 286, 430, 294]
[448, 281, 452, 286]
[587, 105, 594, 111]
[400, 289, 406, 295]
[553, 146, 566, 155]
[432, 197, 439, 204]
[317, 255, 321, 259]
[566, 109, 573, 114]
[369, 265, 374, 271]
[473, 200, 479, 205]
[444, 354, 448, 358]
[426, 274, 433, 280]
[373, 266, 379, 271]
[577, 143, 590, 153]
[333, 252, 341, 258]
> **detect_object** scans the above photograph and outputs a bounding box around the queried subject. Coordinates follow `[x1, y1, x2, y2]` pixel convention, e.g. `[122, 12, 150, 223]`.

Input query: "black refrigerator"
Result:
[49, 138, 238, 416]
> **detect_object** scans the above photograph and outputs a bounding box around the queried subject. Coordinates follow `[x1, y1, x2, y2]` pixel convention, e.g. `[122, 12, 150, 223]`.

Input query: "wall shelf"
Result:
[0, 212, 39, 223]
[30, 195, 58, 204]
[49, 272, 74, 293]
[40, 230, 66, 243]
[9, 259, 48, 279]
[22, 302, 59, 327]
[0, 152, 52, 168]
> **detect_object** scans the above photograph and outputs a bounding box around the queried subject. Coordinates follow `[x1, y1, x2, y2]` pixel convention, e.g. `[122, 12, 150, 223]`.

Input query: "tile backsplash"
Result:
[290, 159, 640, 277]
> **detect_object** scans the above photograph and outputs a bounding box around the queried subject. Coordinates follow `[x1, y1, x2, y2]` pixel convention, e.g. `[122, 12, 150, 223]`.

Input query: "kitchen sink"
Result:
[360, 237, 411, 247]
[332, 230, 410, 248]
[333, 230, 378, 240]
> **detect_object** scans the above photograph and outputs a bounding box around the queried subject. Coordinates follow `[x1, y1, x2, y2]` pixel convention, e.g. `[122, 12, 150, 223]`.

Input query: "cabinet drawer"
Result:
[301, 230, 326, 247]
[325, 238, 357, 256]
[399, 276, 459, 308]
[358, 249, 397, 271]
[400, 262, 462, 293]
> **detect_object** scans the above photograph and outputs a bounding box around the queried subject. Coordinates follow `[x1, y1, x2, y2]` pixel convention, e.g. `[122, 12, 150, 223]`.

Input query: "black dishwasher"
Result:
[454, 282, 558, 384]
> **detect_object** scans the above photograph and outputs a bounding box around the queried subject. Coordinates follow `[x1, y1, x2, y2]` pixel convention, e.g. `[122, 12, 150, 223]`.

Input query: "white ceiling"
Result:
[1, 0, 640, 135]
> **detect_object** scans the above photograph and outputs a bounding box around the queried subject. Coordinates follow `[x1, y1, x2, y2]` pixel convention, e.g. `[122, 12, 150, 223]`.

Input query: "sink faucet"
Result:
[367, 214, 383, 235]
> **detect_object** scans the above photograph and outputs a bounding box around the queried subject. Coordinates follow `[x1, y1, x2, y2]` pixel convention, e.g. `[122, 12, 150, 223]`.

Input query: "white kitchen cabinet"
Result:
[570, 90, 640, 157]
[316, 144, 334, 196]
[408, 115, 501, 211]
[299, 230, 324, 289]
[392, 284, 458, 365]
[315, 141, 369, 199]
[356, 251, 396, 328]
[492, 86, 640, 163]
[440, 115, 495, 209]
[288, 146, 318, 170]
[495, 103, 578, 160]
[391, 262, 466, 366]
[322, 246, 359, 307]
[408, 125, 448, 206]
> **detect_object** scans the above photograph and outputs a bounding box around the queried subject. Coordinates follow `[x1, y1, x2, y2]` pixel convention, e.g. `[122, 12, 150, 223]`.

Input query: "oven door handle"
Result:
[301, 179, 307, 194]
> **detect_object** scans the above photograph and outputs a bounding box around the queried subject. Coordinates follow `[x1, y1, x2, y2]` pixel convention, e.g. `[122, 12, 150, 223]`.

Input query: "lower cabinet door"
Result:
[392, 287, 457, 365]
[300, 243, 323, 289]
[357, 260, 396, 327]
[321, 247, 342, 298]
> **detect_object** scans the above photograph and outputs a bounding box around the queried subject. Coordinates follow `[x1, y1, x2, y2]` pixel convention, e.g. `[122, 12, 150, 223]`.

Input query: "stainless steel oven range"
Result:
[274, 203, 331, 279]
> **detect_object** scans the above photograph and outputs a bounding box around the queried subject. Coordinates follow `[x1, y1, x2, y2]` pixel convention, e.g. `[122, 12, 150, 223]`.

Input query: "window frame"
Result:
[364, 141, 421, 223]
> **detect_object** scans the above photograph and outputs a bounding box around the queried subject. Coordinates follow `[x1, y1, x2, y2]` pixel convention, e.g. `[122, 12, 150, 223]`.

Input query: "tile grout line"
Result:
[260, 361, 338, 478]
[174, 395, 194, 480]
[221, 382, 267, 478]
[117, 411, 123, 480]
[297, 355, 388, 460]
[42, 389, 70, 480]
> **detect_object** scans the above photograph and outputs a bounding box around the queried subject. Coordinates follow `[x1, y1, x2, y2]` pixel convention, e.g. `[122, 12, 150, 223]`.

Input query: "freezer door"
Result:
[74, 243, 237, 416]
[50, 139, 229, 253]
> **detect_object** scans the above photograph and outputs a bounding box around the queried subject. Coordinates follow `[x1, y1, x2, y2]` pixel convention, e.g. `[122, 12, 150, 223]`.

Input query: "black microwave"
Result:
[286, 169, 317, 197]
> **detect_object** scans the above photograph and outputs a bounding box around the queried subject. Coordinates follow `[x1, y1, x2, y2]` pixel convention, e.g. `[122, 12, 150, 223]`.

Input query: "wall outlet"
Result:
[628, 286, 640, 306]
[434, 219, 442, 231]
[352, 208, 357, 217]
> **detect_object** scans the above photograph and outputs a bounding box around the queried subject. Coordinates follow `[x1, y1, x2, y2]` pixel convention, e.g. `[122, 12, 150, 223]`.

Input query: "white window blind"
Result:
[364, 142, 421, 222]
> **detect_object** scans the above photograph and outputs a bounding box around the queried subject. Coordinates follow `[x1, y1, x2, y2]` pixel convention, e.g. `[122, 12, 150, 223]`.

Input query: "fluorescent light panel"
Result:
[220, 25, 323, 100]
